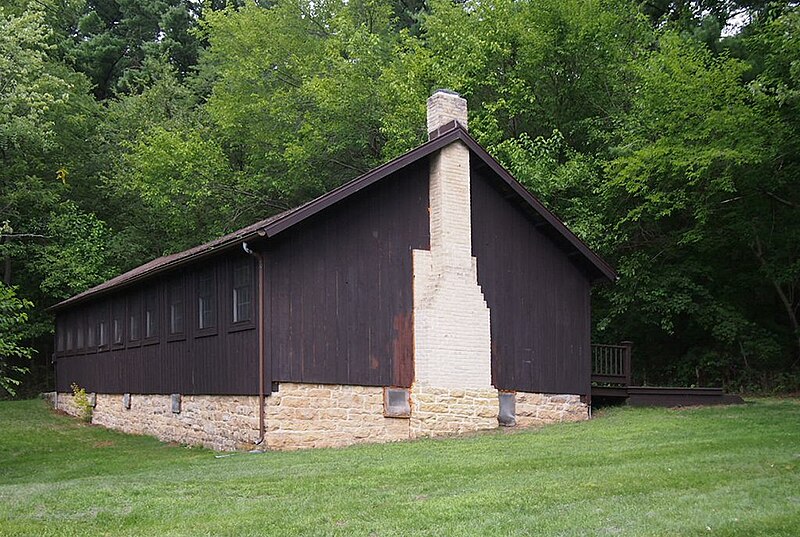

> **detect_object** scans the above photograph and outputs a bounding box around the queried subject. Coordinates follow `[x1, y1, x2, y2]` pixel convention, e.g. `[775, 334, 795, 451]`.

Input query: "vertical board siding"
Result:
[471, 168, 591, 396]
[269, 160, 430, 388]
[56, 161, 428, 395]
[55, 253, 259, 395]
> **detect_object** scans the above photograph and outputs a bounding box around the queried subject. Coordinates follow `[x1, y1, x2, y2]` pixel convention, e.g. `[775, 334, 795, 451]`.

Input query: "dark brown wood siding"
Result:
[54, 252, 259, 395]
[268, 160, 430, 388]
[471, 167, 591, 396]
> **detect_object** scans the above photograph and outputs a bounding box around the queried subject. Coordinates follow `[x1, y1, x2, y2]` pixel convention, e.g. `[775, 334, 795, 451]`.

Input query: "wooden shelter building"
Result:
[50, 91, 616, 450]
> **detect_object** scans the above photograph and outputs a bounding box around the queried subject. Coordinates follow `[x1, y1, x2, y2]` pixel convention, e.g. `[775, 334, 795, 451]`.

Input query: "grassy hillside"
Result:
[0, 399, 798, 536]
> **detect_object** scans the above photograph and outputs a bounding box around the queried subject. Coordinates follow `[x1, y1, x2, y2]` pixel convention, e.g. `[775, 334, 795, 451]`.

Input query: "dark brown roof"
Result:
[51, 124, 616, 311]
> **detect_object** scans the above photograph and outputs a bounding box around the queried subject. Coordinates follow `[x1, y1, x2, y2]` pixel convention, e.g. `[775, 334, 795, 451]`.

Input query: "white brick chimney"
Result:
[412, 90, 492, 390]
[426, 89, 468, 135]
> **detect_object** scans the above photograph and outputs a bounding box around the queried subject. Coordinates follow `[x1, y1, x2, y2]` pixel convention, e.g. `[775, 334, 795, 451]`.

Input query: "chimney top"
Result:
[427, 90, 468, 139]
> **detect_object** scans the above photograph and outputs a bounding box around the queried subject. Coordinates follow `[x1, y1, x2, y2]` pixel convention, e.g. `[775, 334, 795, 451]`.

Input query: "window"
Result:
[145, 291, 158, 340]
[232, 260, 253, 324]
[112, 299, 124, 346]
[76, 316, 84, 350]
[129, 297, 141, 343]
[383, 387, 411, 418]
[98, 319, 108, 348]
[113, 318, 123, 345]
[56, 318, 65, 352]
[197, 270, 216, 331]
[86, 311, 95, 349]
[97, 302, 109, 350]
[168, 281, 184, 337]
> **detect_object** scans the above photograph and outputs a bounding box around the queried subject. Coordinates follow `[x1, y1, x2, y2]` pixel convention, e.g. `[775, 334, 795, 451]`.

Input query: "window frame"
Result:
[195, 267, 218, 338]
[85, 306, 97, 353]
[127, 295, 142, 348]
[229, 258, 256, 332]
[97, 301, 110, 352]
[167, 278, 186, 342]
[143, 288, 160, 346]
[65, 313, 75, 355]
[111, 297, 125, 349]
[75, 312, 85, 354]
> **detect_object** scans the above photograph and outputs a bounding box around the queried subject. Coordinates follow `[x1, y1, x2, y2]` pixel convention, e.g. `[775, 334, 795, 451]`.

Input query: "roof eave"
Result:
[47, 231, 265, 312]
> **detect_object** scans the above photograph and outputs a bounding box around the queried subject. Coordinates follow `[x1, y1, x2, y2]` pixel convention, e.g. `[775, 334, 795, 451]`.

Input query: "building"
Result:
[50, 91, 616, 450]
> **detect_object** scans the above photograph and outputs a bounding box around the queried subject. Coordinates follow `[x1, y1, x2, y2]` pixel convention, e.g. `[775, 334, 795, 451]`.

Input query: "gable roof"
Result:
[51, 123, 616, 312]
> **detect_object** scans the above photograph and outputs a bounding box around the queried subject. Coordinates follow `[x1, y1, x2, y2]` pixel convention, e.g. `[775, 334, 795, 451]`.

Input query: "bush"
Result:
[70, 383, 93, 423]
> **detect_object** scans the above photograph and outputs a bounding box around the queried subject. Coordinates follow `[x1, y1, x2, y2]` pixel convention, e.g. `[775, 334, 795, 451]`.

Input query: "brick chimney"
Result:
[412, 90, 492, 394]
[427, 89, 468, 137]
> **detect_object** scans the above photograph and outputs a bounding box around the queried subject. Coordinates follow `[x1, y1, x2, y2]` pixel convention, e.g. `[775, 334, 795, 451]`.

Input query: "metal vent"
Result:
[89, 392, 97, 408]
[171, 393, 181, 414]
[383, 387, 411, 418]
[498, 392, 516, 426]
[123, 393, 131, 410]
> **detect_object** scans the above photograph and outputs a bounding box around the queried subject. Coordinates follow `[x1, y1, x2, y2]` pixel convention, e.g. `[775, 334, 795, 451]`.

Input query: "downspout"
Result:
[243, 242, 266, 445]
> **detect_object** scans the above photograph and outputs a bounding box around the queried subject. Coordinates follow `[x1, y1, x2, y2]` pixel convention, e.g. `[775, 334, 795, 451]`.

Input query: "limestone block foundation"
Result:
[56, 392, 259, 451]
[515, 392, 588, 427]
[264, 384, 409, 450]
[410, 386, 498, 437]
[55, 385, 588, 451]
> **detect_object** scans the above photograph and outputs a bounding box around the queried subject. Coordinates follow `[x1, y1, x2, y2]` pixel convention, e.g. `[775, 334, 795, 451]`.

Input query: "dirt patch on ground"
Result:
[92, 440, 115, 448]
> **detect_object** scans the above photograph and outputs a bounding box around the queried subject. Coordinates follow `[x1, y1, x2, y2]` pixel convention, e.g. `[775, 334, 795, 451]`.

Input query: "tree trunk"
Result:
[753, 235, 800, 364]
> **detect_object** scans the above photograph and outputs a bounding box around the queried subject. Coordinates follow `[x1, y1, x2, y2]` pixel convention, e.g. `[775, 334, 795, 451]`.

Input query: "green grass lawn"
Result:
[0, 399, 798, 536]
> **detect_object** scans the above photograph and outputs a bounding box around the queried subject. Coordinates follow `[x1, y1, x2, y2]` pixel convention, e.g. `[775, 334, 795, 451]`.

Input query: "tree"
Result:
[593, 29, 796, 386]
[0, 284, 34, 397]
[56, 0, 203, 99]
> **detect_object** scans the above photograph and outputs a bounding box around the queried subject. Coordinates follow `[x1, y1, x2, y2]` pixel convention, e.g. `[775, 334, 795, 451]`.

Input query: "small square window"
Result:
[383, 387, 411, 418]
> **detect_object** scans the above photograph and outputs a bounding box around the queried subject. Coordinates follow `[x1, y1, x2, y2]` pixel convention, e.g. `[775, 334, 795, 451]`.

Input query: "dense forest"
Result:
[1, 0, 798, 397]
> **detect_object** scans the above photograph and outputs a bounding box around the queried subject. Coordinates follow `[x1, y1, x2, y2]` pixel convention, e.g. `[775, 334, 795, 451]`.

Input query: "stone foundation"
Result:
[265, 384, 409, 450]
[515, 392, 588, 427]
[411, 386, 498, 437]
[56, 392, 259, 451]
[55, 385, 588, 451]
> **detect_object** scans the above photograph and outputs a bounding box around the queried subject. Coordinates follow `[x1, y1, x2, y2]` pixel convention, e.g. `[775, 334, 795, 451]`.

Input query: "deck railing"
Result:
[591, 342, 632, 387]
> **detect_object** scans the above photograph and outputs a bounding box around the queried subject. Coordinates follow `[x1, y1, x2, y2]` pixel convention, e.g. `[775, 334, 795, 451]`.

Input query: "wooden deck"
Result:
[590, 343, 744, 407]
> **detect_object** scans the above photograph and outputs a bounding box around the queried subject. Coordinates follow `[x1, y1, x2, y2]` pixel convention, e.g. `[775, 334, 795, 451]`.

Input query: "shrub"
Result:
[70, 383, 93, 423]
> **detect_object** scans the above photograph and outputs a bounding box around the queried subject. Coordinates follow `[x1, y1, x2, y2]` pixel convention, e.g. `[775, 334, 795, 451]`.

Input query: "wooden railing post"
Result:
[621, 341, 633, 387]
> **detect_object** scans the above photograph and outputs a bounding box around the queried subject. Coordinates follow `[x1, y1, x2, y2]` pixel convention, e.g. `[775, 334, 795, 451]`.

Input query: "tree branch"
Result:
[0, 233, 50, 240]
[763, 190, 799, 209]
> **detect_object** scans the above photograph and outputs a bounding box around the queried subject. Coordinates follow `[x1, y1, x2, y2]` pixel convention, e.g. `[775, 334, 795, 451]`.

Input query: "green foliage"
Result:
[201, 0, 425, 208]
[0, 8, 70, 154]
[1, 0, 799, 393]
[69, 383, 93, 422]
[38, 202, 116, 300]
[54, 0, 203, 99]
[0, 284, 34, 397]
